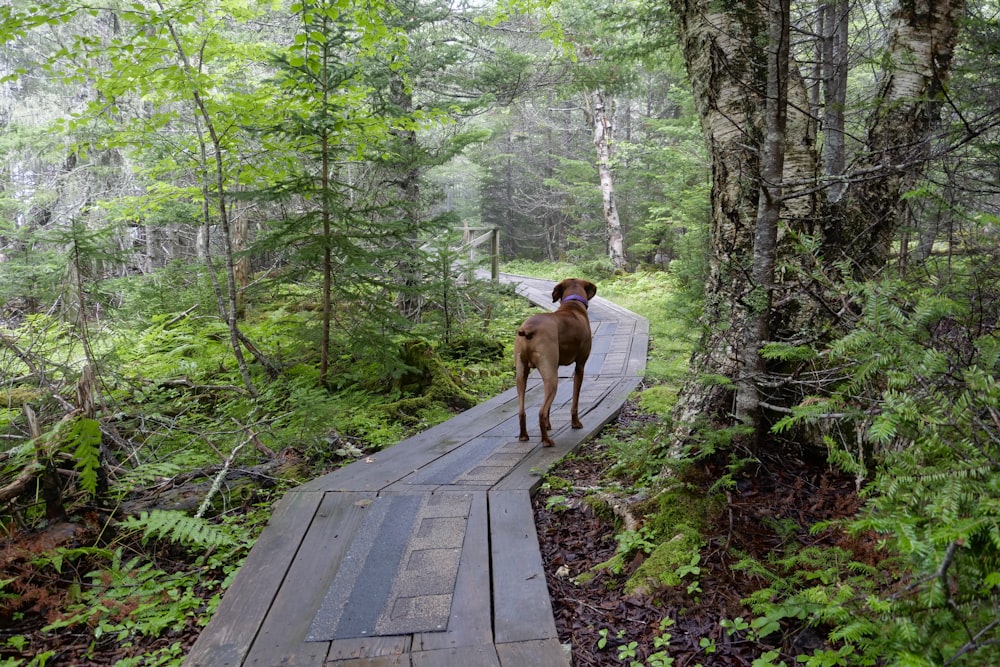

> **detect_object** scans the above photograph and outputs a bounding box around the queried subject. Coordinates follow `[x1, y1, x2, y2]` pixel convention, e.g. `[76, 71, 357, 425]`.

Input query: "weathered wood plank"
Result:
[326, 656, 411, 667]
[326, 636, 410, 662]
[183, 490, 324, 667]
[291, 388, 532, 494]
[496, 639, 570, 667]
[414, 491, 492, 651]
[494, 376, 643, 493]
[488, 489, 557, 644]
[243, 491, 374, 667]
[410, 645, 501, 667]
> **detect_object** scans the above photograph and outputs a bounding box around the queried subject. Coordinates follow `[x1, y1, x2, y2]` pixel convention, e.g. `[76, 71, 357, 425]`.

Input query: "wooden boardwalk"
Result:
[183, 275, 648, 667]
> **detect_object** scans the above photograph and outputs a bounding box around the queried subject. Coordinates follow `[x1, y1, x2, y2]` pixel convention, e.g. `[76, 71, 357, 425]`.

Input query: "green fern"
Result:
[749, 274, 1000, 665]
[760, 341, 817, 362]
[121, 509, 235, 549]
[68, 418, 102, 497]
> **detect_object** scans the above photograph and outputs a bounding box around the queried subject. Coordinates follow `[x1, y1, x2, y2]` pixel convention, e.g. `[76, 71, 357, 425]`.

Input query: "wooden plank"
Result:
[410, 645, 501, 667]
[414, 491, 492, 651]
[292, 390, 527, 494]
[327, 656, 411, 667]
[494, 376, 642, 493]
[627, 332, 650, 377]
[488, 489, 557, 644]
[184, 490, 324, 667]
[244, 491, 374, 667]
[496, 639, 570, 667]
[326, 636, 410, 662]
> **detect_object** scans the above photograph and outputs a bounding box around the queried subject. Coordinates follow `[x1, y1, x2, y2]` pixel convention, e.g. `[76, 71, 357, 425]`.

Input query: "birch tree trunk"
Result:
[667, 0, 964, 450]
[734, 0, 789, 437]
[583, 90, 627, 271]
[821, 0, 849, 204]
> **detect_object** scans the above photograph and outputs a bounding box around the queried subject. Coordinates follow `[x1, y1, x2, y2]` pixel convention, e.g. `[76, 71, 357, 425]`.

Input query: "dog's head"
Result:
[552, 278, 597, 304]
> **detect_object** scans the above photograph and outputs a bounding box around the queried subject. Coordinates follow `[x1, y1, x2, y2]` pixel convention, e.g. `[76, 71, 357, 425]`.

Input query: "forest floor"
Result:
[533, 398, 873, 667]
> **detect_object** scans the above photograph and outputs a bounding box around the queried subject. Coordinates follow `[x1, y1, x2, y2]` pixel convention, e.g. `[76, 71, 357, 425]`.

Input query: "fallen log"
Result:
[116, 449, 309, 517]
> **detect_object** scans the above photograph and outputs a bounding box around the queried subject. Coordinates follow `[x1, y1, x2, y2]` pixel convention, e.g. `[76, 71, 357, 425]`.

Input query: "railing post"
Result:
[491, 228, 500, 282]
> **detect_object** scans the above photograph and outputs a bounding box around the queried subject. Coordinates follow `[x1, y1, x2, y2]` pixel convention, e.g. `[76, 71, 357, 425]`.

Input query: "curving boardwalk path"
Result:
[184, 275, 648, 667]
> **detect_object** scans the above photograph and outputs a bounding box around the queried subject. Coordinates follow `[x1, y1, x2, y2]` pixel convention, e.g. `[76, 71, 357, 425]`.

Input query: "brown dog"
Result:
[515, 278, 597, 446]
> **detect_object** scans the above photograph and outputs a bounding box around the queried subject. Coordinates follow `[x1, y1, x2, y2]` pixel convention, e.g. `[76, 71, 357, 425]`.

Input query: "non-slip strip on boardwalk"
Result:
[308, 493, 471, 640]
[183, 274, 648, 667]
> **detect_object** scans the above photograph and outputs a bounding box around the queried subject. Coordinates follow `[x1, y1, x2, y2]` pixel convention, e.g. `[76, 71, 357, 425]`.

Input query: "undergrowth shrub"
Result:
[751, 273, 1000, 666]
[37, 509, 258, 659]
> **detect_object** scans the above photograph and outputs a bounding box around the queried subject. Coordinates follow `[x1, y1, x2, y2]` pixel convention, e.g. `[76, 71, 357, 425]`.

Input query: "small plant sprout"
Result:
[545, 494, 571, 512]
[617, 640, 639, 661]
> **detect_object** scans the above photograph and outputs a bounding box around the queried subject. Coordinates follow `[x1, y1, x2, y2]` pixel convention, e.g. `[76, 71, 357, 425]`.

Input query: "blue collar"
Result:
[561, 294, 589, 309]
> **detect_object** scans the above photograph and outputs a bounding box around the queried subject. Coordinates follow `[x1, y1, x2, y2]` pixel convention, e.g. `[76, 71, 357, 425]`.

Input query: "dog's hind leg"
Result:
[570, 361, 586, 429]
[516, 357, 530, 442]
[537, 359, 559, 446]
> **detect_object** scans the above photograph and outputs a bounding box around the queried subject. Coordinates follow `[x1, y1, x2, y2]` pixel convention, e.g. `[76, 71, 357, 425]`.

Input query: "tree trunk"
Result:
[734, 0, 789, 439]
[821, 0, 849, 204]
[584, 90, 627, 271]
[158, 4, 258, 397]
[668, 0, 964, 450]
[389, 72, 424, 321]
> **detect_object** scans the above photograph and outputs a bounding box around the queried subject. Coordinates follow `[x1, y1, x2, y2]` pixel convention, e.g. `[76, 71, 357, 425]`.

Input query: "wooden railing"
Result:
[458, 225, 500, 282]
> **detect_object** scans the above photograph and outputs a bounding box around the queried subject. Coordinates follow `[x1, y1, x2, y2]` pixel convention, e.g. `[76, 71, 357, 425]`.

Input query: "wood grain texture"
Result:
[183, 491, 324, 667]
[488, 489, 557, 644]
[496, 639, 570, 667]
[244, 492, 374, 667]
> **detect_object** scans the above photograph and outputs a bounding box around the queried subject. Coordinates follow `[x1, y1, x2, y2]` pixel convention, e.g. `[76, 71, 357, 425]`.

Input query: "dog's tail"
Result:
[517, 325, 535, 340]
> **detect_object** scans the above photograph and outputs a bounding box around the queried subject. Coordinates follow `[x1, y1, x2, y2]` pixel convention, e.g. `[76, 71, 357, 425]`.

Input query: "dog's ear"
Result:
[551, 281, 566, 303]
[584, 281, 597, 300]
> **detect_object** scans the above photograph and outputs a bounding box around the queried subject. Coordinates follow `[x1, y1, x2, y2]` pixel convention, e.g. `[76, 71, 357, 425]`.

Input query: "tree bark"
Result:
[820, 0, 849, 204]
[668, 0, 964, 450]
[734, 0, 789, 438]
[584, 90, 628, 271]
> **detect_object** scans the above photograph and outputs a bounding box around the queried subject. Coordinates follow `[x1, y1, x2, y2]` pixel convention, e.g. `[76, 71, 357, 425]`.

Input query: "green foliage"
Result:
[24, 504, 261, 661]
[42, 547, 211, 643]
[120, 510, 235, 550]
[594, 617, 677, 667]
[625, 525, 703, 594]
[55, 416, 102, 497]
[743, 271, 1000, 666]
[591, 525, 658, 576]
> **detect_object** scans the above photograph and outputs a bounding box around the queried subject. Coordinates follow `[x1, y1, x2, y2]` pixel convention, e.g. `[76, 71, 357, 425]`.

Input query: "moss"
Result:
[582, 494, 617, 523]
[624, 483, 721, 595]
[644, 485, 716, 538]
[542, 475, 574, 493]
[383, 340, 476, 421]
[0, 386, 44, 407]
[638, 385, 677, 417]
[625, 524, 702, 595]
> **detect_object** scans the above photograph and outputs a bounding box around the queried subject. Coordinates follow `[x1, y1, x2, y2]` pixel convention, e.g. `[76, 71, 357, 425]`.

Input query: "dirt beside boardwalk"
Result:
[533, 399, 873, 666]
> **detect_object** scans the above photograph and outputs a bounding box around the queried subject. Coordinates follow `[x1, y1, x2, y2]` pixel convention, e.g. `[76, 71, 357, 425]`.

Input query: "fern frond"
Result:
[69, 418, 103, 496]
[121, 509, 234, 549]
